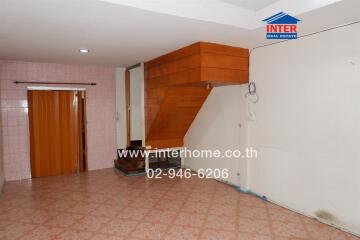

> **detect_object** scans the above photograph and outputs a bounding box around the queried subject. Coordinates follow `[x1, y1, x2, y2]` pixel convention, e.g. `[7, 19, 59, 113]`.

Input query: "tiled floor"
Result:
[0, 168, 358, 240]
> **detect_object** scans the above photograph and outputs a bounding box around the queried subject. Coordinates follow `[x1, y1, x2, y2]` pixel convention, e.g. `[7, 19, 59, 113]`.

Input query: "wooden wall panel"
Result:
[144, 42, 200, 70]
[201, 68, 249, 84]
[201, 53, 249, 70]
[146, 55, 201, 79]
[146, 139, 183, 149]
[199, 42, 249, 57]
[145, 42, 249, 149]
[146, 68, 201, 88]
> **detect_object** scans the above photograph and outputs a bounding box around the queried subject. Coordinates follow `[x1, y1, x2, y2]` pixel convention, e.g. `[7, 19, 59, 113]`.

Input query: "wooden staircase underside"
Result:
[145, 42, 249, 149]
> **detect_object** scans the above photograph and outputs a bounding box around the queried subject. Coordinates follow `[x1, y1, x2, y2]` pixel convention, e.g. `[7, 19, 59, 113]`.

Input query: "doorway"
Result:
[125, 64, 145, 147]
[28, 88, 87, 177]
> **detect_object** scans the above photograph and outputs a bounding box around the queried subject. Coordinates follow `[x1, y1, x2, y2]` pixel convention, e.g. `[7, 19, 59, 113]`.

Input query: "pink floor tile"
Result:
[21, 225, 63, 240]
[268, 208, 302, 223]
[45, 212, 84, 228]
[238, 232, 272, 240]
[200, 229, 237, 240]
[238, 218, 272, 235]
[306, 223, 354, 240]
[163, 225, 201, 240]
[239, 206, 268, 220]
[0, 168, 358, 240]
[90, 233, 125, 240]
[271, 221, 307, 238]
[131, 222, 168, 240]
[0, 222, 36, 239]
[173, 212, 206, 228]
[100, 218, 138, 236]
[72, 216, 111, 232]
[53, 229, 93, 240]
[208, 203, 238, 217]
[117, 207, 150, 221]
[205, 214, 237, 231]
[90, 205, 123, 218]
[143, 209, 177, 224]
[19, 209, 59, 225]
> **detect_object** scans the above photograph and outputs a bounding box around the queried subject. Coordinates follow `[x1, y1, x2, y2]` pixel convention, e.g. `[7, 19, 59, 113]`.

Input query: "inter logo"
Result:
[263, 12, 301, 40]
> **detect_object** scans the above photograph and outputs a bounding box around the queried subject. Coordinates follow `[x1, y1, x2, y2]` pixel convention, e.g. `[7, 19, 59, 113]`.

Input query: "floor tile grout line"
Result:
[194, 184, 219, 240]
[265, 200, 277, 239]
[2, 169, 360, 240]
[235, 189, 241, 239]
[121, 175, 180, 239]
[13, 222, 38, 240]
[159, 176, 199, 240]
[299, 215, 315, 240]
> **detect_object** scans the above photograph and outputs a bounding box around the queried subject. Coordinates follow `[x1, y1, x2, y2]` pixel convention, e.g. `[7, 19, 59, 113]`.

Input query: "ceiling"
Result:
[220, 0, 279, 11]
[99, 0, 343, 29]
[0, 0, 358, 67]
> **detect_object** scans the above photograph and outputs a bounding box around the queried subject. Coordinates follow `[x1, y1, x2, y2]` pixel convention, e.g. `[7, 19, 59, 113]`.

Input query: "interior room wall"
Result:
[0, 110, 3, 191]
[0, 60, 117, 181]
[116, 68, 127, 149]
[185, 23, 360, 236]
[248, 23, 360, 235]
[129, 65, 144, 142]
[184, 85, 249, 187]
[0, 60, 4, 191]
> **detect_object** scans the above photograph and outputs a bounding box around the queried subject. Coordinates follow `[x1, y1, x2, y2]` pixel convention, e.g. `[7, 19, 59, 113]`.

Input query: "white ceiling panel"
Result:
[220, 0, 279, 11]
[0, 0, 355, 67]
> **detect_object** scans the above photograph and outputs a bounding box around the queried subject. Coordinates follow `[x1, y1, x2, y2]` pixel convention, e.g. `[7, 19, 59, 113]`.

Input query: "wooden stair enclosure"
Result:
[115, 145, 146, 174]
[145, 42, 249, 149]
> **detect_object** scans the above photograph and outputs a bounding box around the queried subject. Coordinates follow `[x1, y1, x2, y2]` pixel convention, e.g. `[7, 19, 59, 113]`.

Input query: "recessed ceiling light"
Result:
[79, 48, 90, 53]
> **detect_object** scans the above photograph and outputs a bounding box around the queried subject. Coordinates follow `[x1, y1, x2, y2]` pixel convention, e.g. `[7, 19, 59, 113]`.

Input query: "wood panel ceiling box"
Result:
[145, 42, 249, 149]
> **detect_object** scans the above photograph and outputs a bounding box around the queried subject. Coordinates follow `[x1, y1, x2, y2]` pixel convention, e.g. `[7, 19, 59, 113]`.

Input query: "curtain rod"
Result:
[14, 81, 97, 86]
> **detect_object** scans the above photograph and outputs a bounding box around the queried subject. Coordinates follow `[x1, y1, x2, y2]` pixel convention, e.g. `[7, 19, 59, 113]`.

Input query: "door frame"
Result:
[125, 70, 131, 147]
[125, 63, 144, 147]
[79, 90, 88, 172]
[27, 86, 88, 176]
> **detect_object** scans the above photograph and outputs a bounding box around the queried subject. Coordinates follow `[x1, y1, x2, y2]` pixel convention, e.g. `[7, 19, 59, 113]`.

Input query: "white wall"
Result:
[130, 65, 145, 142]
[185, 23, 360, 235]
[184, 85, 249, 187]
[0, 61, 4, 192]
[116, 65, 145, 148]
[116, 68, 127, 149]
[249, 23, 360, 235]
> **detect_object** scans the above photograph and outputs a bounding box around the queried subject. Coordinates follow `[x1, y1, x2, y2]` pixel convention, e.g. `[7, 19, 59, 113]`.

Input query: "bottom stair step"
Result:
[114, 159, 145, 175]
